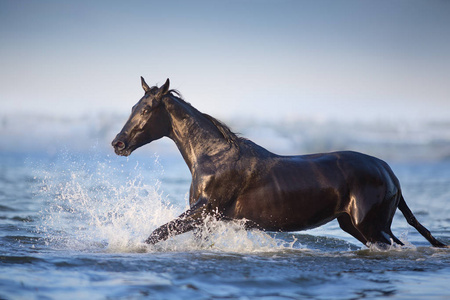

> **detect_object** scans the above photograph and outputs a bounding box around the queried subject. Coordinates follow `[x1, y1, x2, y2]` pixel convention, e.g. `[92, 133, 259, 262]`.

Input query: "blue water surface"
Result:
[1, 116, 450, 299]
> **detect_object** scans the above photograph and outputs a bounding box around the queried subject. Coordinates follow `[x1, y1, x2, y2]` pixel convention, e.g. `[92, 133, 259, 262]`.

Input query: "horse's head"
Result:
[112, 77, 171, 156]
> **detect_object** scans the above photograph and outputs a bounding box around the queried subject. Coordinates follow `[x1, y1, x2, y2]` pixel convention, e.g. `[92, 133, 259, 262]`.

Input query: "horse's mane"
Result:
[201, 113, 241, 148]
[166, 90, 241, 149]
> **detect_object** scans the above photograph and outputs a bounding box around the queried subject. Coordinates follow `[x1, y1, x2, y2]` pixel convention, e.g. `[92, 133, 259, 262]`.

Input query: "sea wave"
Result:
[2, 112, 450, 161]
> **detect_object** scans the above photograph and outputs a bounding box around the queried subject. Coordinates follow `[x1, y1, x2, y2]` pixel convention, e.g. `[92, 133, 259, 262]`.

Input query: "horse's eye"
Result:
[141, 108, 151, 115]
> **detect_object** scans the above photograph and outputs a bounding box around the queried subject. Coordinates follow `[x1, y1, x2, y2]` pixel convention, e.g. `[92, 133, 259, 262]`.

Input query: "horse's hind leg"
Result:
[338, 213, 401, 247]
[354, 213, 403, 247]
[398, 195, 446, 247]
[337, 214, 367, 245]
[384, 228, 403, 245]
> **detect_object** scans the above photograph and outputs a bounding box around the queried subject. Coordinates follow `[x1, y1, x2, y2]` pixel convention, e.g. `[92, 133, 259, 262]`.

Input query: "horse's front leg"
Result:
[145, 198, 207, 245]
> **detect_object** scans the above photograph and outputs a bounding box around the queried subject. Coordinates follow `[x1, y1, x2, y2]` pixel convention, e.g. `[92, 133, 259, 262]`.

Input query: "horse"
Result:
[112, 77, 447, 248]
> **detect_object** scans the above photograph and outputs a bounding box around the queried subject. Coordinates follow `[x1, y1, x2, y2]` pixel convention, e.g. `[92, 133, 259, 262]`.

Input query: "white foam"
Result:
[149, 217, 304, 254]
[35, 152, 177, 251]
[35, 152, 305, 254]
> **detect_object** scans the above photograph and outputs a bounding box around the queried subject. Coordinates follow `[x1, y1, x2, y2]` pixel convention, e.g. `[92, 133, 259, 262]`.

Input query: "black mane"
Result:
[167, 91, 241, 148]
[201, 113, 241, 148]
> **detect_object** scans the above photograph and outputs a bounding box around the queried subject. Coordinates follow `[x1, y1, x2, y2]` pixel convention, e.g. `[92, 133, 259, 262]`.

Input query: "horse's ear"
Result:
[157, 78, 170, 97]
[141, 76, 151, 93]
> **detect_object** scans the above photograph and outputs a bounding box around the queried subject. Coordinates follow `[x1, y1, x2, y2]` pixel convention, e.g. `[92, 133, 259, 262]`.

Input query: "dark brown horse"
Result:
[112, 77, 446, 248]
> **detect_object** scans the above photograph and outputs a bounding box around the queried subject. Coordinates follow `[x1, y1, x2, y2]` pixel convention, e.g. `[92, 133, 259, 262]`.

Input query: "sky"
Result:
[1, 0, 450, 122]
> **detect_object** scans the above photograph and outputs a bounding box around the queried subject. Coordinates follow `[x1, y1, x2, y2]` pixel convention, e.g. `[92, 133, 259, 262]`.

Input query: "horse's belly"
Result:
[232, 186, 343, 231]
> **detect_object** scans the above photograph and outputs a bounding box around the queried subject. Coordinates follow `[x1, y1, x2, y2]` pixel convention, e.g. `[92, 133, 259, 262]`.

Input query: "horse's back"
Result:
[294, 151, 398, 185]
[293, 151, 401, 205]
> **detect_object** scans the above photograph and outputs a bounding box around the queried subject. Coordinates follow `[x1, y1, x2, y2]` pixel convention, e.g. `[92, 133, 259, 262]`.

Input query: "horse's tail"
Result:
[398, 195, 447, 248]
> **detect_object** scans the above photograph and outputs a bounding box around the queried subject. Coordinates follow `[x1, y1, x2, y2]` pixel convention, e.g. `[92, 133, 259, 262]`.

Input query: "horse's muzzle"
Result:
[112, 137, 129, 156]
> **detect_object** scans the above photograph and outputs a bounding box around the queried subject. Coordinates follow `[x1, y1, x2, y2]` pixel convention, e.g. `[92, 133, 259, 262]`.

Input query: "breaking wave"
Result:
[2, 112, 450, 161]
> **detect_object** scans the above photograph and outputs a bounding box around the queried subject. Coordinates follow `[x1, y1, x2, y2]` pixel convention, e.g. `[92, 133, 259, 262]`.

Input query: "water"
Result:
[1, 114, 450, 299]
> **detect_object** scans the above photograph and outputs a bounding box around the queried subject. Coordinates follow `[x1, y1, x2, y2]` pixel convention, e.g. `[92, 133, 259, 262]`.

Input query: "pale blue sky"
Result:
[1, 0, 449, 121]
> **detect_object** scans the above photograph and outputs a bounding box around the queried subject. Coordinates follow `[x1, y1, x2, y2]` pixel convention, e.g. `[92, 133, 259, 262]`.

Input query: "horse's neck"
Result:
[165, 97, 234, 172]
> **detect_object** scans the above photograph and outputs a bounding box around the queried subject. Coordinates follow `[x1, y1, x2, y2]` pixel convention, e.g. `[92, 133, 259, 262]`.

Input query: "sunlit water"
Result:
[1, 116, 450, 299]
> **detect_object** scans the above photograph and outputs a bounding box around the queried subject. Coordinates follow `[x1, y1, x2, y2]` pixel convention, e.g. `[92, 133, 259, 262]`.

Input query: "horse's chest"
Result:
[190, 171, 243, 204]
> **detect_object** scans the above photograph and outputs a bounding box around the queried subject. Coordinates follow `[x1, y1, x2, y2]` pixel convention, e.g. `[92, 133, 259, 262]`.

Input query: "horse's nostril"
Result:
[114, 141, 126, 150]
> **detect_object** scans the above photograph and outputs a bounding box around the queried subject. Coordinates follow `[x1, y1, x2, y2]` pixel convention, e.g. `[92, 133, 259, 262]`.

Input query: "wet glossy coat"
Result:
[112, 78, 446, 248]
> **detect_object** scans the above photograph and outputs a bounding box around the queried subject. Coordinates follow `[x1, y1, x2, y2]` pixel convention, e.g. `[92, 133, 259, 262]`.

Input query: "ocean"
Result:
[1, 113, 449, 299]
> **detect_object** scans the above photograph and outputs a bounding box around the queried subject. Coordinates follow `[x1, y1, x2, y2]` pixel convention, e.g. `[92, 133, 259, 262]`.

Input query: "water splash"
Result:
[35, 151, 180, 252]
[152, 216, 304, 254]
[33, 150, 303, 254]
[363, 232, 416, 253]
